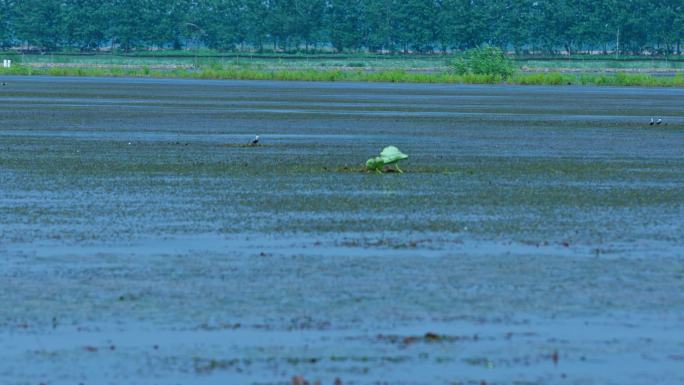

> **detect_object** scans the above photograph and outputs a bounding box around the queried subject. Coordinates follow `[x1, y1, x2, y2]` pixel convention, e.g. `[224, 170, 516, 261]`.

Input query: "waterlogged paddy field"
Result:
[1, 77, 684, 385]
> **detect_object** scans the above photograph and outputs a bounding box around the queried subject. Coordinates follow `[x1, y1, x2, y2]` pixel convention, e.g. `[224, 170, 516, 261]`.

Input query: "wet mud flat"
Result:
[1, 77, 684, 385]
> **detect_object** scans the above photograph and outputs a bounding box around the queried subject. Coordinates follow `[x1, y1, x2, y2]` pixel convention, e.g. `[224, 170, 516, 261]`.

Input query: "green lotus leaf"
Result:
[379, 146, 408, 165]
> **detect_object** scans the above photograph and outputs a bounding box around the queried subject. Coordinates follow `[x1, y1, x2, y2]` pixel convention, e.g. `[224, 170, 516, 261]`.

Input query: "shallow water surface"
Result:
[1, 77, 683, 385]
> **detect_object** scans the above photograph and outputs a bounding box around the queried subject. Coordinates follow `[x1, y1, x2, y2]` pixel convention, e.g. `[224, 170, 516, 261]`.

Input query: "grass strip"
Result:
[2, 65, 683, 87]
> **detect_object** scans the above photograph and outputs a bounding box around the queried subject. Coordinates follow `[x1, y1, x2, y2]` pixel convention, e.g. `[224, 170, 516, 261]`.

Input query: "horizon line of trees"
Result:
[0, 0, 682, 55]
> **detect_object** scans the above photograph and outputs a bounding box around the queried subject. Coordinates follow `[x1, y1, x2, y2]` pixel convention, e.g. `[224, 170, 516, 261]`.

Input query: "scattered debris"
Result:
[291, 376, 324, 385]
[378, 332, 464, 345]
[117, 293, 140, 302]
[197, 322, 241, 331]
[194, 358, 240, 373]
[464, 357, 495, 368]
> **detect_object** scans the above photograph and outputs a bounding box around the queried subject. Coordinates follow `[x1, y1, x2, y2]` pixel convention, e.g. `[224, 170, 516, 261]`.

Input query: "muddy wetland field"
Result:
[1, 77, 683, 385]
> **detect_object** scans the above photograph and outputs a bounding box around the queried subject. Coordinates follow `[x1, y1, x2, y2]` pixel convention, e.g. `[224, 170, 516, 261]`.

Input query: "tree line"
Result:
[0, 0, 682, 55]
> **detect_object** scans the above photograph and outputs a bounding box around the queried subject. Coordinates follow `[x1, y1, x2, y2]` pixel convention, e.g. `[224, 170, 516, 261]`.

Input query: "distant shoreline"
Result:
[2, 65, 683, 87]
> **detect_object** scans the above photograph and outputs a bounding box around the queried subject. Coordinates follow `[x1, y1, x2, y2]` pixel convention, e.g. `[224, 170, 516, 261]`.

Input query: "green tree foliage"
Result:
[147, 0, 191, 49]
[396, 0, 437, 53]
[194, 0, 243, 50]
[106, 0, 150, 51]
[0, 0, 682, 55]
[0, 0, 14, 48]
[363, 0, 397, 52]
[13, 0, 63, 51]
[328, 0, 366, 52]
[63, 0, 108, 50]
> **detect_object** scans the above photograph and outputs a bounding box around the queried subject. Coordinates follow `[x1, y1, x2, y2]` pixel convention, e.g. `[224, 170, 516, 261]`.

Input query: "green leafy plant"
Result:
[452, 46, 516, 78]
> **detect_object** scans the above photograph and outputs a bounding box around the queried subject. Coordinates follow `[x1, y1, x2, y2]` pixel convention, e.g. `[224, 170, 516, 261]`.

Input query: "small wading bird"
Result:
[656, 118, 663, 125]
[249, 135, 260, 146]
[650, 118, 655, 125]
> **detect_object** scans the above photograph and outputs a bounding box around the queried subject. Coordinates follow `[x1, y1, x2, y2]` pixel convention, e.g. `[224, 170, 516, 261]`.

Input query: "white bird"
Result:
[250, 135, 260, 146]
[649, 118, 655, 126]
[656, 118, 663, 125]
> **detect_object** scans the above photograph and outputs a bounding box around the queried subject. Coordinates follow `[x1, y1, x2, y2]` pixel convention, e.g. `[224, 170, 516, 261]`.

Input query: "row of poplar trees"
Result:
[0, 0, 682, 54]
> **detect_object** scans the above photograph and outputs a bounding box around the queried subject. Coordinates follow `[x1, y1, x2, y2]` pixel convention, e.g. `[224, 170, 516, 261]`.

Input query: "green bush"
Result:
[452, 46, 516, 78]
